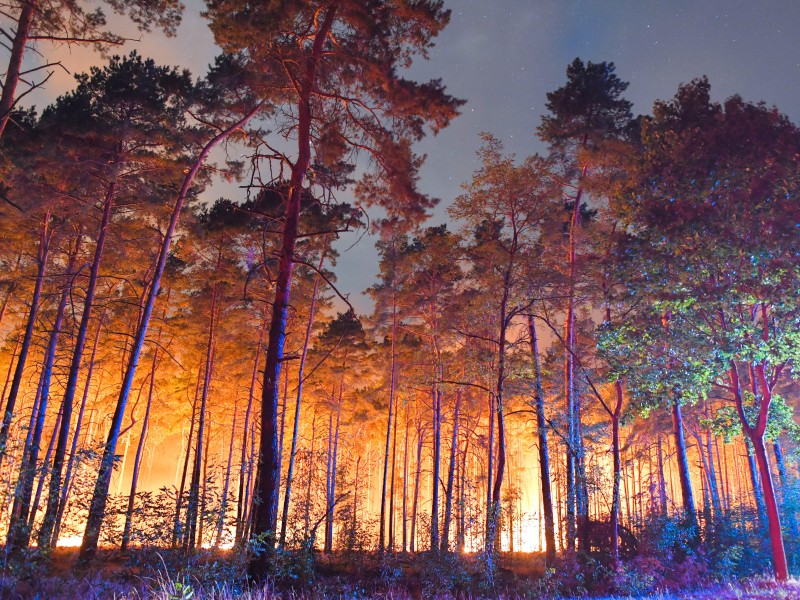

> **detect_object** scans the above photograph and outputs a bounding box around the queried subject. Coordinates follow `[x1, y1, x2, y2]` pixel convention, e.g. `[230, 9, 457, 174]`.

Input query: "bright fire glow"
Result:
[57, 535, 83, 548]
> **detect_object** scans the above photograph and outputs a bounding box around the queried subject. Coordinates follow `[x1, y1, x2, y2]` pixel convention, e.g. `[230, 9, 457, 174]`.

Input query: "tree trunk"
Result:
[529, 316, 555, 563]
[216, 401, 238, 548]
[197, 417, 212, 549]
[0, 213, 52, 467]
[671, 398, 697, 529]
[752, 434, 789, 581]
[657, 435, 668, 516]
[379, 294, 398, 552]
[402, 401, 410, 552]
[249, 9, 336, 579]
[173, 369, 200, 547]
[53, 313, 104, 544]
[237, 316, 266, 545]
[610, 382, 623, 568]
[121, 351, 157, 550]
[441, 390, 461, 552]
[29, 408, 62, 531]
[40, 187, 115, 548]
[324, 397, 341, 554]
[7, 233, 78, 555]
[431, 384, 442, 551]
[773, 440, 797, 535]
[389, 386, 399, 552]
[79, 105, 262, 564]
[187, 284, 218, 551]
[410, 421, 424, 553]
[0, 1, 36, 138]
[280, 243, 327, 548]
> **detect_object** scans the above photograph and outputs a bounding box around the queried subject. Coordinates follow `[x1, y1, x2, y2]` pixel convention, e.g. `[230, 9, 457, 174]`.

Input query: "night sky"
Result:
[22, 0, 800, 312]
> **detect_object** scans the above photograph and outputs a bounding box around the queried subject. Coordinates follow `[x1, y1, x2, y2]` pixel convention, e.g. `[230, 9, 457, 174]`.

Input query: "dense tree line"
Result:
[0, 0, 799, 588]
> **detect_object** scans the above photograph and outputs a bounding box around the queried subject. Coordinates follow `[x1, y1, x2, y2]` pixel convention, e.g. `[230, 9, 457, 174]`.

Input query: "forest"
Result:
[0, 1, 799, 599]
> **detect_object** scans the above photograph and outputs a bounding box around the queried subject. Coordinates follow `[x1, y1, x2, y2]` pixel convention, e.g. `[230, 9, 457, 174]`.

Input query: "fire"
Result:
[57, 535, 83, 548]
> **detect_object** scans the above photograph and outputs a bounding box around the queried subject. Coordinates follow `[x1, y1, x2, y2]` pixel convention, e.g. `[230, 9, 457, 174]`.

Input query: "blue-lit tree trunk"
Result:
[78, 106, 263, 563]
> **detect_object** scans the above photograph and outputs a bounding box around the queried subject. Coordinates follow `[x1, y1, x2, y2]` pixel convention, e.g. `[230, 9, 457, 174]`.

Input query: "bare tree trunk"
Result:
[529, 316, 555, 563]
[197, 417, 212, 549]
[0, 213, 52, 468]
[29, 408, 62, 531]
[7, 234, 79, 556]
[173, 370, 200, 547]
[216, 401, 238, 548]
[441, 390, 461, 552]
[410, 421, 424, 553]
[324, 396, 341, 554]
[389, 388, 399, 552]
[78, 103, 262, 564]
[279, 242, 328, 548]
[54, 313, 104, 543]
[121, 351, 157, 550]
[237, 316, 266, 545]
[657, 435, 668, 516]
[39, 183, 115, 548]
[671, 398, 697, 530]
[402, 401, 409, 552]
[379, 294, 398, 553]
[187, 284, 219, 550]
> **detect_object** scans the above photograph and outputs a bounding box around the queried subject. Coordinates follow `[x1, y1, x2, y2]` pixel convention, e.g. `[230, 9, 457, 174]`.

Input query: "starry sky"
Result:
[19, 0, 800, 312]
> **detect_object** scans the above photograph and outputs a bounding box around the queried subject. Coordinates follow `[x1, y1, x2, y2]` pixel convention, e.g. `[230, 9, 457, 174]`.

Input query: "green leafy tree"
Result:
[612, 78, 800, 581]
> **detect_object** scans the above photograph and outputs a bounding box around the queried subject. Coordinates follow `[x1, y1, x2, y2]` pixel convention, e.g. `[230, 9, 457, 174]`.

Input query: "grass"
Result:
[0, 548, 797, 599]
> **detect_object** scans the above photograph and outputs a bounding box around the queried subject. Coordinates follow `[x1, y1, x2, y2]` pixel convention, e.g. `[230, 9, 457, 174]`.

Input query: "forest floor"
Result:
[0, 548, 797, 599]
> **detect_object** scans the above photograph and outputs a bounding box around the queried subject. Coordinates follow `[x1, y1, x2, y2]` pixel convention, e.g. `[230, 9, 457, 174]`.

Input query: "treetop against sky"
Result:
[9, 0, 799, 311]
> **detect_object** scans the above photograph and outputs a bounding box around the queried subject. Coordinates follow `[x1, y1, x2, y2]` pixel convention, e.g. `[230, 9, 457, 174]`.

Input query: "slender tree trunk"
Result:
[671, 398, 697, 530]
[7, 234, 78, 555]
[389, 387, 399, 552]
[279, 242, 327, 548]
[303, 411, 317, 540]
[458, 425, 470, 553]
[441, 390, 461, 552]
[411, 422, 424, 553]
[430, 384, 442, 551]
[197, 417, 212, 549]
[402, 401, 409, 552]
[657, 435, 668, 516]
[489, 281, 511, 552]
[78, 103, 262, 564]
[216, 401, 238, 548]
[0, 213, 52, 467]
[187, 284, 219, 551]
[238, 316, 266, 545]
[39, 184, 115, 548]
[121, 351, 157, 550]
[773, 440, 797, 535]
[563, 184, 584, 554]
[29, 408, 62, 531]
[54, 317, 103, 544]
[705, 424, 722, 520]
[324, 397, 341, 554]
[379, 294, 398, 552]
[529, 316, 555, 563]
[610, 381, 623, 568]
[173, 371, 200, 547]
